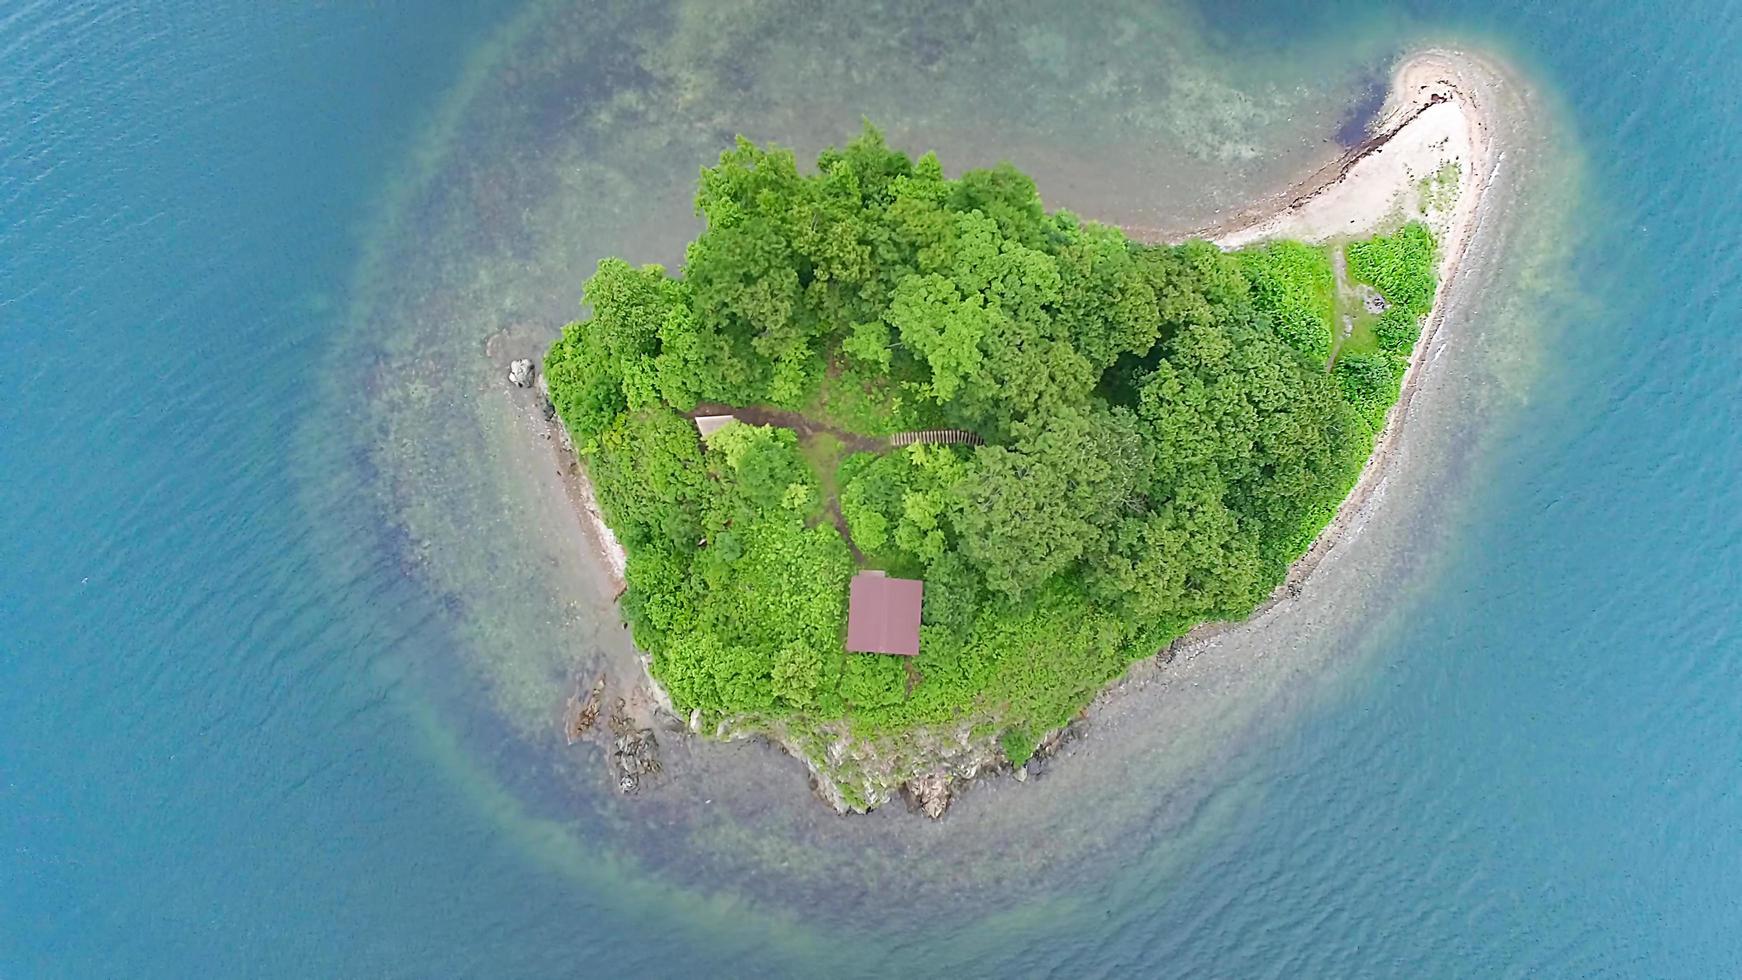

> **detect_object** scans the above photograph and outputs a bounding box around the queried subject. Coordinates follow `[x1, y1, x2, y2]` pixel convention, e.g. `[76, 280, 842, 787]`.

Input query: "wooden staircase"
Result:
[888, 429, 985, 448]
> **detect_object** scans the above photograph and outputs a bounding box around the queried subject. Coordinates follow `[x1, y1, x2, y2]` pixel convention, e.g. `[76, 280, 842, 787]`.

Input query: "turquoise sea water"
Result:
[4, 1, 1740, 976]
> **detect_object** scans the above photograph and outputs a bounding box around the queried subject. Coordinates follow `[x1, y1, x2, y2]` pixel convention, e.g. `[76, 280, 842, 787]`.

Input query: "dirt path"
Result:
[686, 406, 985, 567]
[825, 497, 866, 565]
[688, 402, 884, 565]
[1329, 245, 1355, 368]
[688, 403, 886, 453]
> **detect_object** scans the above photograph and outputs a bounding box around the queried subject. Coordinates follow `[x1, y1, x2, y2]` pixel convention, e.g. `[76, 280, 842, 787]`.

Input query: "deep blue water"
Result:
[4, 1, 1741, 977]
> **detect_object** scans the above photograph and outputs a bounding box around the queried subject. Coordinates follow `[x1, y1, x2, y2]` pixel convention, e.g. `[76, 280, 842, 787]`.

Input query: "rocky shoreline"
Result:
[517, 48, 1506, 818]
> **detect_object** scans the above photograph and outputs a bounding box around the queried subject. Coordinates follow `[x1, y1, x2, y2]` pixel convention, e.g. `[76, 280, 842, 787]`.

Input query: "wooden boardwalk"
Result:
[888, 429, 985, 448]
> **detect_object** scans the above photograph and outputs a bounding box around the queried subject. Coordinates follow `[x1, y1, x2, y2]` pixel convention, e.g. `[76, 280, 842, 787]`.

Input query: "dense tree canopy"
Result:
[545, 125, 1437, 761]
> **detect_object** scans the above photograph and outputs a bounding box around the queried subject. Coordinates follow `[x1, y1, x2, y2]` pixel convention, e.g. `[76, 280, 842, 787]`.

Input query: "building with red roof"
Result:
[845, 571, 923, 656]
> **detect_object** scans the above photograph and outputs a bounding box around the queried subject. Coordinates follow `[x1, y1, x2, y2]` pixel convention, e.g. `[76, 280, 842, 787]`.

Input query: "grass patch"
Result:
[1416, 160, 1461, 214]
[799, 431, 848, 510]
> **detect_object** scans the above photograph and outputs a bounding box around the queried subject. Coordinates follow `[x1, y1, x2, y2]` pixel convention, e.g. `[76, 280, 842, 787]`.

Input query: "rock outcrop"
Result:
[607, 698, 660, 794]
[904, 772, 952, 819]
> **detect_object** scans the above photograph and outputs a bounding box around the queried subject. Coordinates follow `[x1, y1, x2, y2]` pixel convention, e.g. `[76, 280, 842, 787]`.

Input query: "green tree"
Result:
[589, 407, 710, 553]
[1055, 225, 1162, 370]
[953, 405, 1146, 602]
[885, 273, 989, 403]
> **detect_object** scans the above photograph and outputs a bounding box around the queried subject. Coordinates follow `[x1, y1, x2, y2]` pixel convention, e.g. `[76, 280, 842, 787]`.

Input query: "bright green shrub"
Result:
[1238, 240, 1335, 361]
[1348, 222, 1437, 315]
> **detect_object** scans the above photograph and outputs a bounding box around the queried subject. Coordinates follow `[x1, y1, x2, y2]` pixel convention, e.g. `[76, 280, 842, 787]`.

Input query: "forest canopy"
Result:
[545, 125, 1436, 763]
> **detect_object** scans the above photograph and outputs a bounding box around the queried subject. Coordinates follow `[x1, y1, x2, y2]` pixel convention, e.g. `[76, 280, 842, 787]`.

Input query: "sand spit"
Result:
[521, 48, 1507, 814]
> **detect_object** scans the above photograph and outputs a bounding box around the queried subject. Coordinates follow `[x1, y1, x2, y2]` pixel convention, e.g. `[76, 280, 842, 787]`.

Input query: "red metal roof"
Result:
[845, 572, 923, 656]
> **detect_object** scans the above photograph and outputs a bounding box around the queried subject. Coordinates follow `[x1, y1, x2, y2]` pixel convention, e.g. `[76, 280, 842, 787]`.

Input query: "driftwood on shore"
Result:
[564, 675, 606, 745]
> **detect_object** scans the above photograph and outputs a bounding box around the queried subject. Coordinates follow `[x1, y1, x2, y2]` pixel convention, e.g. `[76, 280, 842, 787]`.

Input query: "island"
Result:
[539, 53, 1493, 816]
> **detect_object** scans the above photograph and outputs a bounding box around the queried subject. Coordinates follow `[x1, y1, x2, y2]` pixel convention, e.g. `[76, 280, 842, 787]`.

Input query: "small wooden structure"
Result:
[693, 414, 737, 438]
[845, 571, 924, 656]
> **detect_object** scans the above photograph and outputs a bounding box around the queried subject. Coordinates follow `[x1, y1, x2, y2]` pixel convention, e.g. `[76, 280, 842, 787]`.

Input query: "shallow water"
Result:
[4, 0, 1741, 976]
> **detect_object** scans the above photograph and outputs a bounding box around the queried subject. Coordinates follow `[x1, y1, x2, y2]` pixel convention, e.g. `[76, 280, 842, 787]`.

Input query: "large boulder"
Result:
[508, 358, 535, 388]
